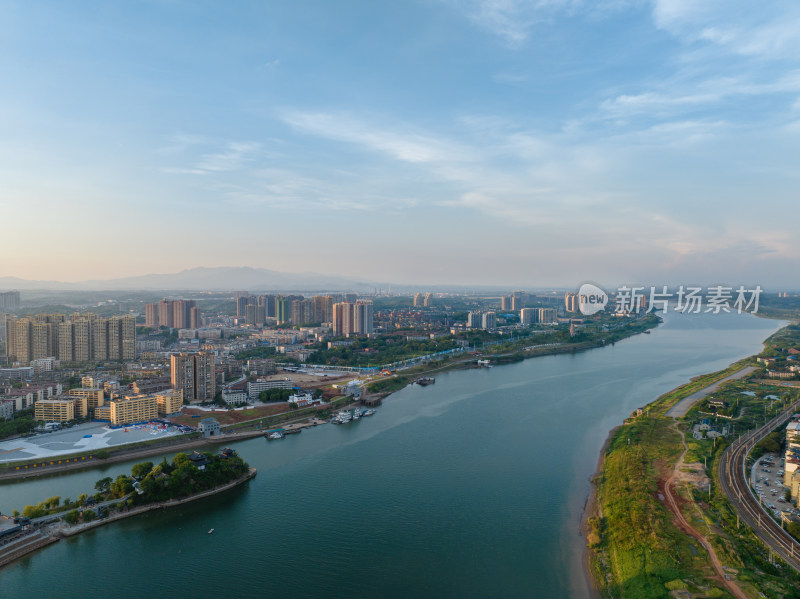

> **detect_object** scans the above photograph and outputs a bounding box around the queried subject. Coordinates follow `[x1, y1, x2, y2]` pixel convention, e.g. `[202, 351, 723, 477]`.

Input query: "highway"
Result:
[718, 399, 800, 571]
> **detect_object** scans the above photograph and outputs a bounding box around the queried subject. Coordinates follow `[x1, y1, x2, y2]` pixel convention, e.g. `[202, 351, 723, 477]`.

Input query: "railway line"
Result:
[718, 400, 800, 571]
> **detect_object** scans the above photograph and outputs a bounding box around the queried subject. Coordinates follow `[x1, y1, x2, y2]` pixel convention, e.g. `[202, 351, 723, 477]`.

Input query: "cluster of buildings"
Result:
[234, 292, 360, 327]
[757, 353, 800, 380]
[466, 306, 557, 331]
[0, 375, 184, 428]
[3, 313, 136, 364]
[467, 311, 497, 330]
[783, 417, 800, 504]
[170, 352, 216, 403]
[145, 299, 200, 329]
[413, 292, 434, 307]
[500, 291, 530, 311]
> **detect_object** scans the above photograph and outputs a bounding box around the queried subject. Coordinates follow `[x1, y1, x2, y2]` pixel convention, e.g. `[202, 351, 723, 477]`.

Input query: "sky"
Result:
[1, 0, 799, 288]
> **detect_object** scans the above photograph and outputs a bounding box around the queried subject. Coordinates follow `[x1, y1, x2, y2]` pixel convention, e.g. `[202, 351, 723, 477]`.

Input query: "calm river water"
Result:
[0, 311, 784, 598]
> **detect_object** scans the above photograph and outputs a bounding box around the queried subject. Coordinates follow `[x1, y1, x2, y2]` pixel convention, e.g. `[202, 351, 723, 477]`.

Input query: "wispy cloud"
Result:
[162, 140, 263, 175]
[281, 111, 474, 164]
[443, 0, 639, 46]
[653, 0, 800, 58]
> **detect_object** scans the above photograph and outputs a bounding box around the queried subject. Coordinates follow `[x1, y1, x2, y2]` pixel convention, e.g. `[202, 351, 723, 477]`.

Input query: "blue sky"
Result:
[2, 0, 799, 287]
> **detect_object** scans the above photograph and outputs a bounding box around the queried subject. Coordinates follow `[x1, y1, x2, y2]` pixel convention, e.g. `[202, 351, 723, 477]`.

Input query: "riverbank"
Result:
[584, 320, 800, 598]
[582, 425, 618, 599]
[0, 430, 264, 481]
[0, 467, 256, 570]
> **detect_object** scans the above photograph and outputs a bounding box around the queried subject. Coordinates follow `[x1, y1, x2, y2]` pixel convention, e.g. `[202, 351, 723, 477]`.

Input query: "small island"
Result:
[0, 448, 255, 568]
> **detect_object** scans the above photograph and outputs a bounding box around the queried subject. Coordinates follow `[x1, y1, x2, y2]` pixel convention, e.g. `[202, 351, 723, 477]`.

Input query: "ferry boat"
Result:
[331, 410, 352, 424]
[352, 408, 363, 420]
[267, 431, 285, 440]
[361, 409, 376, 417]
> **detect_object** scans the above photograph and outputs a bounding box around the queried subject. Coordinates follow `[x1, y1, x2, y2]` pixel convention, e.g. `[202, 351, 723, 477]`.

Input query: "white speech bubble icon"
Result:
[578, 283, 608, 315]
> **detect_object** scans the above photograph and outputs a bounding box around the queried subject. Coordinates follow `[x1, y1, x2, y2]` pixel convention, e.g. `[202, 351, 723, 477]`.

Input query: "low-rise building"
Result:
[156, 389, 183, 415]
[247, 378, 292, 399]
[289, 392, 317, 407]
[34, 398, 75, 423]
[109, 394, 159, 426]
[198, 417, 220, 437]
[94, 405, 111, 421]
[0, 399, 14, 421]
[68, 388, 105, 412]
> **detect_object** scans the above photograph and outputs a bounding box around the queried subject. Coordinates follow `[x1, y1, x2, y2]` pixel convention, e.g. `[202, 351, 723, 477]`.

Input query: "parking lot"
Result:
[750, 452, 795, 518]
[0, 421, 187, 463]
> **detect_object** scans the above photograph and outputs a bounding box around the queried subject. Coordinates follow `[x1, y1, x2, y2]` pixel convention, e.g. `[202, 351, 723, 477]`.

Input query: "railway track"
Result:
[718, 400, 800, 571]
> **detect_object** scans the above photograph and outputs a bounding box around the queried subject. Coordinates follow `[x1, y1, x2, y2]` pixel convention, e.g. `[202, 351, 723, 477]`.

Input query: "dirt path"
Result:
[664, 421, 750, 599]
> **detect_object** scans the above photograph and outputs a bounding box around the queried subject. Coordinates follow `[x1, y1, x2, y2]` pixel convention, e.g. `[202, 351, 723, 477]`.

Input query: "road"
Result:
[718, 399, 800, 571]
[666, 366, 757, 418]
[664, 422, 749, 598]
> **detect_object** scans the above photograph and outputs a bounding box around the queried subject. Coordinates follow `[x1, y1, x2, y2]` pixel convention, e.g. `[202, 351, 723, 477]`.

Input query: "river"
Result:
[0, 311, 785, 598]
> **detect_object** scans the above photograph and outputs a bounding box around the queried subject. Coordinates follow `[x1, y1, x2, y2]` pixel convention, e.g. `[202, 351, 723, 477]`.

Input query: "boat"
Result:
[208, 528, 214, 534]
[361, 409, 376, 417]
[415, 377, 435, 386]
[331, 410, 352, 424]
[267, 431, 285, 440]
[352, 408, 363, 420]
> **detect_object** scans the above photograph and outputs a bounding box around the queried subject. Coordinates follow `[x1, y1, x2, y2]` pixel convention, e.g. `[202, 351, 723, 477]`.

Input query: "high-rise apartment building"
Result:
[564, 292, 579, 313]
[171, 352, 216, 403]
[467, 311, 482, 329]
[481, 312, 497, 330]
[0, 291, 20, 311]
[258, 294, 277, 318]
[332, 301, 373, 336]
[423, 293, 433, 307]
[520, 308, 538, 326]
[413, 293, 423, 307]
[291, 299, 312, 325]
[245, 304, 266, 326]
[276, 298, 291, 325]
[538, 308, 557, 324]
[312, 295, 334, 323]
[190, 306, 200, 329]
[236, 293, 254, 318]
[511, 291, 527, 311]
[4, 313, 135, 364]
[145, 303, 159, 328]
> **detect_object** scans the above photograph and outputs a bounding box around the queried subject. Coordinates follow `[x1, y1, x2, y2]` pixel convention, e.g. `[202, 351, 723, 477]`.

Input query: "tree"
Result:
[172, 453, 191, 469]
[95, 477, 113, 493]
[77, 494, 88, 505]
[46, 496, 60, 509]
[22, 504, 46, 518]
[82, 510, 96, 523]
[131, 462, 153, 479]
[110, 475, 134, 498]
[64, 510, 80, 525]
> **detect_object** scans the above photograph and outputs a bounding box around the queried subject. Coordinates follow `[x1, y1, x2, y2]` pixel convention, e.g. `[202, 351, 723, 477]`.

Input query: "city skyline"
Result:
[2, 1, 799, 286]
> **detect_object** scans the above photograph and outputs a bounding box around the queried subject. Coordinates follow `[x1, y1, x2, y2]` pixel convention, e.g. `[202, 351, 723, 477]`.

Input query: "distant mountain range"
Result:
[0, 267, 379, 292]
